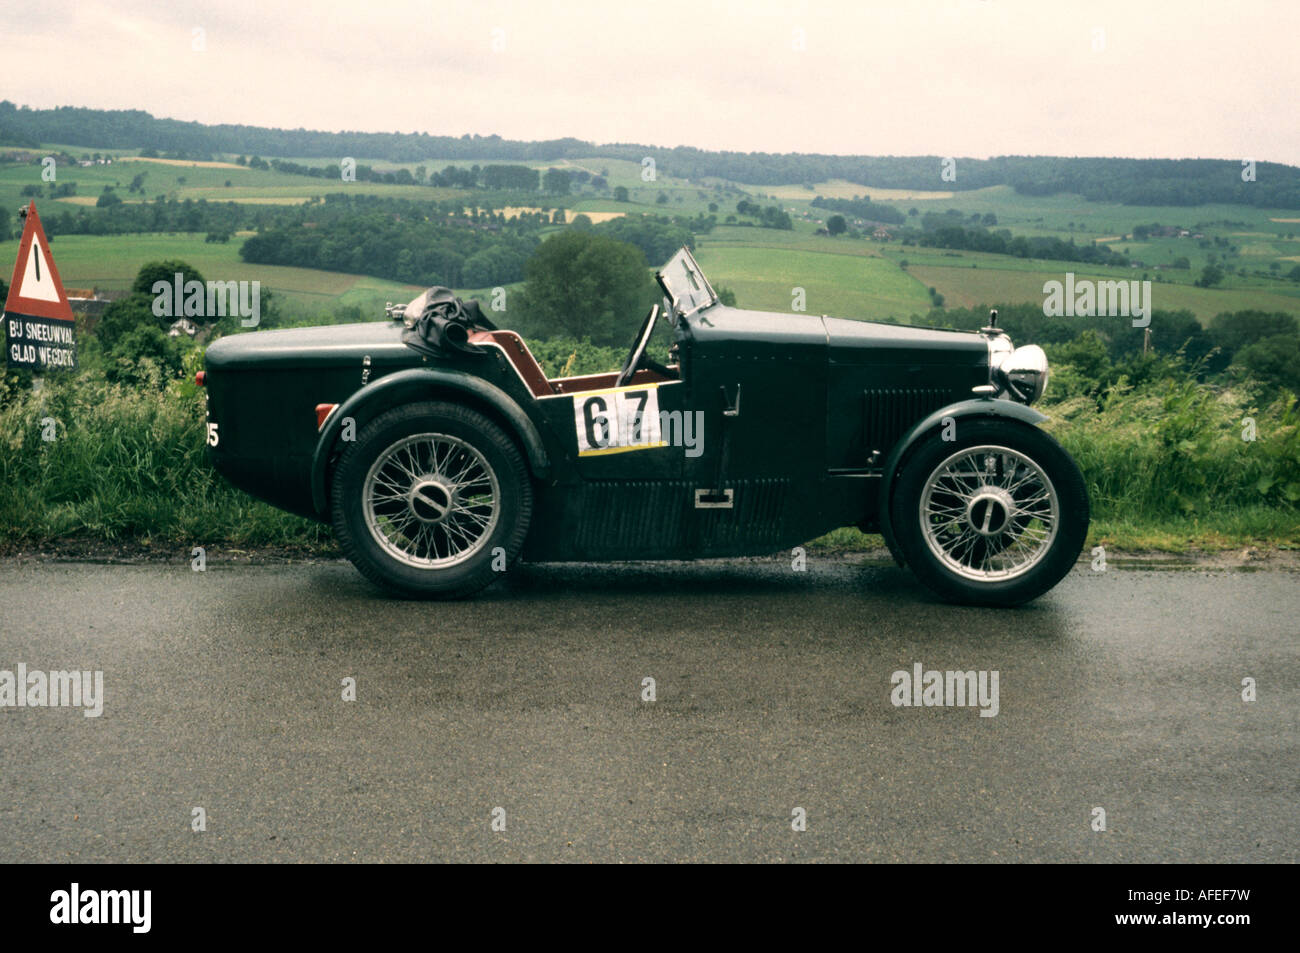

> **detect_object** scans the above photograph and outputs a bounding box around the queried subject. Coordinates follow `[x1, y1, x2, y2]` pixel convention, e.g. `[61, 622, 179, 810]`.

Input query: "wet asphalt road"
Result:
[0, 556, 1295, 863]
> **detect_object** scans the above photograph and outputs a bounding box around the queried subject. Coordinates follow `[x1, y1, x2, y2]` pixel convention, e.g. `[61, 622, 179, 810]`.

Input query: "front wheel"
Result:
[330, 401, 532, 598]
[890, 420, 1089, 606]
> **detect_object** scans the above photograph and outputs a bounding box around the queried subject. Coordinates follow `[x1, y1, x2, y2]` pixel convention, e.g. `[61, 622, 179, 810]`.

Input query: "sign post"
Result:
[4, 202, 77, 372]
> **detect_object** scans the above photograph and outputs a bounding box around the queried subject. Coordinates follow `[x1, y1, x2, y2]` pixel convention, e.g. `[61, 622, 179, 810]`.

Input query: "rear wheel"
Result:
[330, 402, 531, 598]
[890, 420, 1088, 606]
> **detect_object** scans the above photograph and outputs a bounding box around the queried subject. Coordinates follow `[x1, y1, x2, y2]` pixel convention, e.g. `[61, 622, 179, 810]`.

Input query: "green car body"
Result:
[203, 247, 1086, 604]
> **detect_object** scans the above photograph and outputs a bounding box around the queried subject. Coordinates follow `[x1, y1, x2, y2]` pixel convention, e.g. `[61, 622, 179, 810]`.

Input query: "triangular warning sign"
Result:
[5, 202, 77, 371]
[5, 202, 73, 320]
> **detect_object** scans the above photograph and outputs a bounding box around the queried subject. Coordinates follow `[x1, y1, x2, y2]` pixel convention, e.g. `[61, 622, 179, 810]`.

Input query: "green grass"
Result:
[693, 242, 931, 319]
[0, 362, 330, 549]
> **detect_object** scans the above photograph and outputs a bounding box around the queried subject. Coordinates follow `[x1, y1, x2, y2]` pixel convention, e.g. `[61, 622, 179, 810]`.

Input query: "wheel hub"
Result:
[408, 477, 454, 523]
[965, 486, 1014, 537]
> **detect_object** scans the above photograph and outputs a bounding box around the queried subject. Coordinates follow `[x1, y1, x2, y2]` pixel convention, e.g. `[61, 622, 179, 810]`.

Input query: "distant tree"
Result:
[569, 213, 593, 230]
[131, 259, 207, 296]
[655, 192, 669, 205]
[708, 202, 718, 213]
[715, 286, 737, 307]
[96, 189, 122, 208]
[1236, 334, 1300, 392]
[482, 164, 539, 191]
[614, 186, 629, 202]
[1195, 264, 1225, 288]
[542, 168, 571, 195]
[826, 214, 847, 236]
[520, 231, 656, 345]
[1209, 310, 1299, 354]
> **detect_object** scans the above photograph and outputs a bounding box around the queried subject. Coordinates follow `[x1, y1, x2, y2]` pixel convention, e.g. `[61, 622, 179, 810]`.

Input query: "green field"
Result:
[693, 241, 931, 319]
[0, 232, 427, 317]
[5, 141, 1300, 328]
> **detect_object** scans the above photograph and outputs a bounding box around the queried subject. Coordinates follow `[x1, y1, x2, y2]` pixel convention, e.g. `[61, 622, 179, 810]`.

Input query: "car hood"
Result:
[686, 304, 988, 365]
[823, 314, 988, 364]
[205, 321, 414, 369]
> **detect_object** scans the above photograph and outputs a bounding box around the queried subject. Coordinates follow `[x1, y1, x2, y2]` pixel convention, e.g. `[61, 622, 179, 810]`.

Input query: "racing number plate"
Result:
[574, 383, 665, 456]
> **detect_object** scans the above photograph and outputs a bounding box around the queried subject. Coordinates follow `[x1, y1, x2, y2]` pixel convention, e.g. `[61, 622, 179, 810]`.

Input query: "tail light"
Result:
[195, 371, 206, 386]
[315, 403, 339, 430]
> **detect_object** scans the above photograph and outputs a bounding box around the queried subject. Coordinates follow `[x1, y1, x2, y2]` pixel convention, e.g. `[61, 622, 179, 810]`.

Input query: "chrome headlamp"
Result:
[995, 343, 1049, 405]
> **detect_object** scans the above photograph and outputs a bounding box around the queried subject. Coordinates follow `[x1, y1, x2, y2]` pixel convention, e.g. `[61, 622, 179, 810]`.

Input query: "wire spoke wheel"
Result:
[918, 444, 1060, 582]
[362, 433, 500, 569]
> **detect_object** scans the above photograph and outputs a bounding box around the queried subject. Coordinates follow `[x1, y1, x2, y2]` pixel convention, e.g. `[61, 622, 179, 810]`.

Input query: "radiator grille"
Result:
[863, 388, 953, 454]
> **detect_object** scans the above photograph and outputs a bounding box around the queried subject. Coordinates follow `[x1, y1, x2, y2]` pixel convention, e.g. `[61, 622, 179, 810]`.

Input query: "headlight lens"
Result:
[987, 333, 1014, 379]
[997, 344, 1049, 404]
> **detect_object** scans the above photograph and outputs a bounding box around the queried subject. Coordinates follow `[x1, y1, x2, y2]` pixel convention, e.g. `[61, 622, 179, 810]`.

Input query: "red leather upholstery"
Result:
[468, 330, 553, 397]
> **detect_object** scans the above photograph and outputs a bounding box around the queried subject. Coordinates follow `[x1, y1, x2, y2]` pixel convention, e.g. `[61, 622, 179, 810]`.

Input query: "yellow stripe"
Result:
[578, 441, 669, 457]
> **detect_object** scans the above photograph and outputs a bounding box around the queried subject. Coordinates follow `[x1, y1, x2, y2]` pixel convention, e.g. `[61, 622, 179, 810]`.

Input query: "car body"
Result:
[202, 247, 1088, 604]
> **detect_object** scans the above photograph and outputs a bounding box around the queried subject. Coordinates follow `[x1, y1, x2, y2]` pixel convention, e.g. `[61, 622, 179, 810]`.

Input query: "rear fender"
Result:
[309, 368, 550, 516]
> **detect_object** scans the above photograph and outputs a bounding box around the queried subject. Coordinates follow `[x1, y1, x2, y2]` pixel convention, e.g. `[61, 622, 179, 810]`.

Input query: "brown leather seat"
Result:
[468, 329, 553, 398]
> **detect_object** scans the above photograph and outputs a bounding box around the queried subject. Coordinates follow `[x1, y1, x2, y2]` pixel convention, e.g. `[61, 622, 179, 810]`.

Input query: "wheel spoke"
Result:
[919, 444, 1060, 582]
[363, 432, 501, 569]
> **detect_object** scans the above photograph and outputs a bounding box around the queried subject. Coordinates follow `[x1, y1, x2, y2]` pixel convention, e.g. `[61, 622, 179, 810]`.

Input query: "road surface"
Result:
[0, 556, 1295, 862]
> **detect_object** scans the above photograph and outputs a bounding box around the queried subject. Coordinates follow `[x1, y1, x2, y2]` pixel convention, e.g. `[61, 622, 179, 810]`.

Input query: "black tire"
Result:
[330, 401, 532, 598]
[890, 419, 1089, 606]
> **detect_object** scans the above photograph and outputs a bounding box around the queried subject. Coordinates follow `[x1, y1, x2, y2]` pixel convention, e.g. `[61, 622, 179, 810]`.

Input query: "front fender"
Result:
[877, 398, 1048, 567]
[309, 367, 550, 516]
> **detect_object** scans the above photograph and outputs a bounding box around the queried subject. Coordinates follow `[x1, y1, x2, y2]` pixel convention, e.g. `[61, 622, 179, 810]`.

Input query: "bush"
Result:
[1235, 334, 1300, 393]
[1044, 364, 1300, 516]
[0, 354, 329, 547]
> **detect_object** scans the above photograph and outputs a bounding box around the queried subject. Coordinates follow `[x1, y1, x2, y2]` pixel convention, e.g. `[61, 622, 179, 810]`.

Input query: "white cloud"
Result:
[0, 0, 1296, 163]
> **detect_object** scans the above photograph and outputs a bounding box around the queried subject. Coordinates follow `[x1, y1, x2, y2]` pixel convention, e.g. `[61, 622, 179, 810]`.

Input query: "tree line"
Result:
[5, 101, 1298, 208]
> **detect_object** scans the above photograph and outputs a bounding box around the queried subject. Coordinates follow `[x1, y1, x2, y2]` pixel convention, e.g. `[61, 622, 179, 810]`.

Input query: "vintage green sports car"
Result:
[201, 247, 1088, 604]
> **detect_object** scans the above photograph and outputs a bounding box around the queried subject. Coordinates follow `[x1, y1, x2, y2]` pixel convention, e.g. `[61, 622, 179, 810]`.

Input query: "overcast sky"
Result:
[3, 0, 1297, 165]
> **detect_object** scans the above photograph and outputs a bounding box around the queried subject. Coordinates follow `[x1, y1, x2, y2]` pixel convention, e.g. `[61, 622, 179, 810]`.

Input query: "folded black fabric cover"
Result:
[400, 287, 498, 359]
